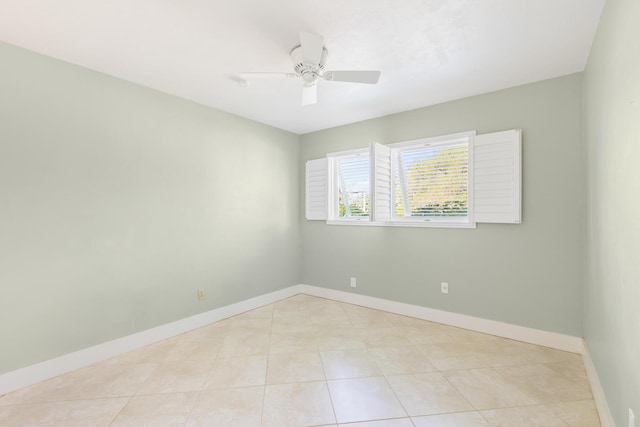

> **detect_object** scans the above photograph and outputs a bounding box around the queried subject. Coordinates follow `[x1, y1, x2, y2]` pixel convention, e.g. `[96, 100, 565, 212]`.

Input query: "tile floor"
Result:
[0, 294, 601, 426]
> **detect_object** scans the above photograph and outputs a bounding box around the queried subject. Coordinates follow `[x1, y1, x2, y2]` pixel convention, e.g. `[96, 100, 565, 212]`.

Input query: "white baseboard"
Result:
[581, 340, 615, 427]
[2, 281, 604, 421]
[299, 284, 585, 354]
[0, 285, 300, 396]
[302, 285, 614, 425]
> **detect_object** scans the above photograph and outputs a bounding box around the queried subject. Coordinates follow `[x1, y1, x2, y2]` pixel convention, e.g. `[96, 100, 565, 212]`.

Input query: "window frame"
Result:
[322, 129, 498, 228]
[387, 131, 475, 228]
[326, 147, 372, 224]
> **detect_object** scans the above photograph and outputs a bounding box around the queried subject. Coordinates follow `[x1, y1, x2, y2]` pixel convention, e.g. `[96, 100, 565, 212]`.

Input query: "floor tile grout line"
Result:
[182, 388, 204, 427]
[378, 370, 413, 421]
[310, 300, 339, 426]
[0, 394, 141, 406]
[414, 346, 585, 375]
[333, 416, 416, 426]
[480, 398, 600, 410]
[104, 394, 133, 427]
[438, 367, 484, 414]
[1, 295, 600, 426]
[476, 406, 495, 426]
[259, 303, 275, 426]
[479, 405, 573, 427]
[319, 373, 339, 424]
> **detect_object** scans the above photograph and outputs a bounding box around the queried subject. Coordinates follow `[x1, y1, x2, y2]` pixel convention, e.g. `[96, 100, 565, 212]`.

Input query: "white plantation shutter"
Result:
[474, 129, 522, 223]
[305, 158, 328, 220]
[305, 129, 521, 226]
[371, 142, 392, 222]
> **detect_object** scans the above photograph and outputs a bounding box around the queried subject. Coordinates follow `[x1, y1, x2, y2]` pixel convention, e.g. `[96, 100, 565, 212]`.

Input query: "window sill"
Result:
[326, 219, 380, 227]
[326, 220, 477, 229]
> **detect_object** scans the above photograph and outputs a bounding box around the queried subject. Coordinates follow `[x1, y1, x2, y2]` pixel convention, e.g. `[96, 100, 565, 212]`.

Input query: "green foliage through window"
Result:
[394, 143, 468, 217]
[337, 154, 370, 217]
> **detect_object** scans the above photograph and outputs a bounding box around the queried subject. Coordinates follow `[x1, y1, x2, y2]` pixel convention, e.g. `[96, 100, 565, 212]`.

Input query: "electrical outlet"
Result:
[197, 289, 205, 300]
[630, 408, 636, 427]
[441, 282, 449, 294]
[350, 277, 357, 288]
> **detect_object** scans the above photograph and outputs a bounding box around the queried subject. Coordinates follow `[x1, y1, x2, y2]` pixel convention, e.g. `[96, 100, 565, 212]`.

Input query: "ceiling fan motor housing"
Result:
[291, 45, 328, 84]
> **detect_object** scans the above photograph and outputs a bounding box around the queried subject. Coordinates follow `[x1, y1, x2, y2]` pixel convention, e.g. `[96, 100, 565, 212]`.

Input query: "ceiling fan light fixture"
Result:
[239, 32, 381, 106]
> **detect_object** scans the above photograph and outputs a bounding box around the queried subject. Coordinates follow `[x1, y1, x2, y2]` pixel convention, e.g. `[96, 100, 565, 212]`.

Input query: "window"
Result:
[390, 133, 473, 225]
[328, 148, 370, 221]
[305, 129, 521, 227]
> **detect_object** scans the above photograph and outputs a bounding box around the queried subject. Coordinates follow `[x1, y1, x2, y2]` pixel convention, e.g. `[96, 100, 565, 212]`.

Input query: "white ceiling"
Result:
[0, 0, 605, 134]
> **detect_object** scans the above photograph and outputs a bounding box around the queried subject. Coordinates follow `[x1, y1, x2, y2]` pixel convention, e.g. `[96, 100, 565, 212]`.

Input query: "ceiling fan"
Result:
[239, 32, 381, 106]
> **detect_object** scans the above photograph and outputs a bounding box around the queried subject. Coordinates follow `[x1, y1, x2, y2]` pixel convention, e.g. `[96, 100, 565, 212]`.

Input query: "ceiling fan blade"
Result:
[239, 72, 297, 79]
[300, 32, 324, 66]
[301, 84, 317, 106]
[323, 70, 381, 84]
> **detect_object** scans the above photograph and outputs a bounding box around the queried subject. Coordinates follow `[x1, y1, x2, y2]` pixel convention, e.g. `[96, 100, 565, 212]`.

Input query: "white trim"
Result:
[387, 131, 475, 149]
[0, 285, 300, 396]
[326, 147, 369, 158]
[3, 281, 609, 426]
[389, 131, 476, 228]
[327, 219, 378, 226]
[298, 284, 584, 354]
[582, 340, 615, 427]
[326, 220, 477, 229]
[327, 147, 371, 221]
[381, 220, 477, 229]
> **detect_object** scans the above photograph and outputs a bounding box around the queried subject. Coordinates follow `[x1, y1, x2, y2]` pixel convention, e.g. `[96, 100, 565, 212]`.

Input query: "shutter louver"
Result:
[305, 158, 328, 220]
[474, 129, 522, 224]
[371, 143, 392, 222]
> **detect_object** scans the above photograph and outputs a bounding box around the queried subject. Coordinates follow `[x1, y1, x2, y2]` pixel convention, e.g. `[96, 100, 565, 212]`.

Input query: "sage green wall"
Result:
[300, 74, 584, 336]
[0, 42, 300, 374]
[583, 0, 640, 424]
